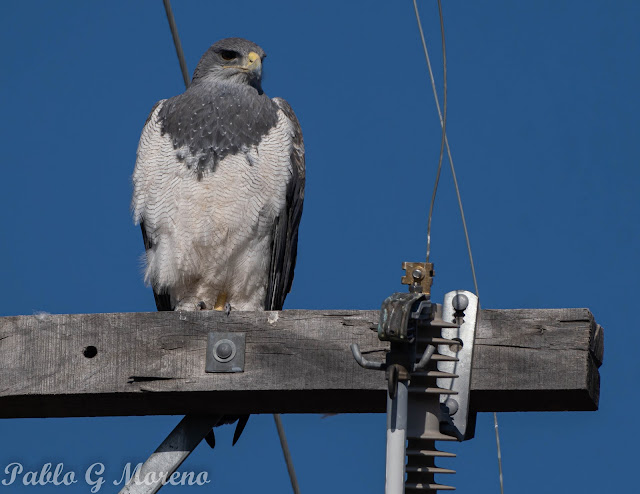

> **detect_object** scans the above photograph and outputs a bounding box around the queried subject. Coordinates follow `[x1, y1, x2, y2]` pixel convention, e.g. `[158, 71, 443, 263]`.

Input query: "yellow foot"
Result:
[214, 292, 228, 311]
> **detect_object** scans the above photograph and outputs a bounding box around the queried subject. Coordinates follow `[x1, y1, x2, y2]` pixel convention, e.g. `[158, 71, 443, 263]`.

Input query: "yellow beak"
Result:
[245, 51, 261, 71]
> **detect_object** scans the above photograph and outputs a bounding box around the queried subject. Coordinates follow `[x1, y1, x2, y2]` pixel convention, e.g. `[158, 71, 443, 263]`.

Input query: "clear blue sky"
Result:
[1, 1, 638, 492]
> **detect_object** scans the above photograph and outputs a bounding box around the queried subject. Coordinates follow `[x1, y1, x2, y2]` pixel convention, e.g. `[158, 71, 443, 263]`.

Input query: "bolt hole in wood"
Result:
[83, 346, 98, 359]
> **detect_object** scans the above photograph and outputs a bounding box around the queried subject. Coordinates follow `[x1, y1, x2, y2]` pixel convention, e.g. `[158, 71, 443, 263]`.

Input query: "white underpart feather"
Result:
[132, 102, 294, 311]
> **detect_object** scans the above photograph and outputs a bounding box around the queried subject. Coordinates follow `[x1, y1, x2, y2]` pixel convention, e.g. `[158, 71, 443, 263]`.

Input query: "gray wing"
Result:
[265, 98, 305, 311]
[133, 100, 173, 311]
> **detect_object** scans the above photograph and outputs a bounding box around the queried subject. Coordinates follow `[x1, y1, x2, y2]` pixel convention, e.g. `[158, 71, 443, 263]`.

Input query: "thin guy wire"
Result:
[494, 416, 504, 493]
[412, 1, 503, 492]
[413, 0, 478, 296]
[160, 3, 301, 492]
[162, 0, 191, 88]
[274, 414, 302, 494]
[418, 0, 446, 264]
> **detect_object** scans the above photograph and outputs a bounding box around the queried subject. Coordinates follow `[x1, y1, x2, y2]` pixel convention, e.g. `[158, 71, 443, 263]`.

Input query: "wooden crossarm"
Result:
[0, 308, 603, 418]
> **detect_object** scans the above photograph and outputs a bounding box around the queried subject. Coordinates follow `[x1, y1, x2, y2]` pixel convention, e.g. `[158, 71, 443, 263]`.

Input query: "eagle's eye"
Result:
[219, 50, 237, 61]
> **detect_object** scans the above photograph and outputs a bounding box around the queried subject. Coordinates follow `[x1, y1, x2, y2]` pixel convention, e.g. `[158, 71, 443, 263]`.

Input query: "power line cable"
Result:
[412, 1, 504, 492]
[274, 414, 302, 494]
[159, 2, 301, 492]
[162, 0, 191, 88]
[422, 0, 447, 265]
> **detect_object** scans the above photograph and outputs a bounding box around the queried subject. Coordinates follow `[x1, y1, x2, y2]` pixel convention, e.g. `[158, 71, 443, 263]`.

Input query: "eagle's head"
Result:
[191, 37, 266, 93]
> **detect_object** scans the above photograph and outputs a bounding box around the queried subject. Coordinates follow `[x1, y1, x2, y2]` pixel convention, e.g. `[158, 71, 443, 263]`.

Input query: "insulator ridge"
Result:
[405, 309, 462, 492]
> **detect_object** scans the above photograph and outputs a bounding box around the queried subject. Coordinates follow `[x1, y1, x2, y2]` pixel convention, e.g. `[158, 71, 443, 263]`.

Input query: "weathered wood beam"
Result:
[0, 308, 603, 418]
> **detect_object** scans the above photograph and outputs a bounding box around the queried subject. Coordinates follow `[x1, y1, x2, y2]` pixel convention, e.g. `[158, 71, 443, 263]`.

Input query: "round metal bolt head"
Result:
[216, 342, 233, 359]
[412, 269, 424, 281]
[213, 339, 236, 363]
[445, 398, 459, 416]
[452, 293, 469, 311]
[449, 337, 463, 353]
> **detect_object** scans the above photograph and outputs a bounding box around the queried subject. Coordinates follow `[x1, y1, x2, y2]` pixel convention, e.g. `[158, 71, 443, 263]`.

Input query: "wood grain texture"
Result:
[0, 308, 602, 418]
[471, 308, 602, 412]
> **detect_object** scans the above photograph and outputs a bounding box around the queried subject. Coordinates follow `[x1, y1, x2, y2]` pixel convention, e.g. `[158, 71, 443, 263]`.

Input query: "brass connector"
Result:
[401, 262, 434, 295]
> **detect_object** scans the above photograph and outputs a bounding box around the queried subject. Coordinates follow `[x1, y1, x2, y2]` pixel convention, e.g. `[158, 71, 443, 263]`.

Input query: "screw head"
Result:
[412, 269, 425, 281]
[445, 398, 459, 416]
[213, 339, 236, 362]
[452, 293, 469, 311]
[216, 342, 233, 359]
[449, 337, 463, 353]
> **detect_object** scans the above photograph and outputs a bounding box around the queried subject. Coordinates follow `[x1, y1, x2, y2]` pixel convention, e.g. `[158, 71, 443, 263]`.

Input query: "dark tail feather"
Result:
[232, 415, 250, 445]
[204, 430, 216, 449]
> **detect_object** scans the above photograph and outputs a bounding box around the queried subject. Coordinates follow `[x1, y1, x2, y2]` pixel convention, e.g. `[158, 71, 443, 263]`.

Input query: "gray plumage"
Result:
[159, 43, 279, 178]
[265, 98, 304, 312]
[132, 37, 305, 444]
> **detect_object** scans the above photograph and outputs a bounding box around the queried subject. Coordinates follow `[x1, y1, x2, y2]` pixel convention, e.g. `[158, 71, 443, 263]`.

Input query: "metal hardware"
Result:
[437, 290, 479, 440]
[351, 343, 385, 370]
[351, 262, 479, 493]
[213, 339, 236, 362]
[351, 290, 442, 494]
[378, 292, 426, 342]
[205, 332, 245, 373]
[401, 262, 434, 295]
[414, 345, 436, 372]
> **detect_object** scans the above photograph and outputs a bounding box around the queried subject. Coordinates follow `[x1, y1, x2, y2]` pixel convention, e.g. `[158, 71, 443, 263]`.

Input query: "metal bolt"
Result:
[213, 339, 236, 363]
[216, 341, 233, 360]
[412, 269, 424, 281]
[449, 337, 463, 352]
[445, 398, 459, 416]
[452, 293, 469, 312]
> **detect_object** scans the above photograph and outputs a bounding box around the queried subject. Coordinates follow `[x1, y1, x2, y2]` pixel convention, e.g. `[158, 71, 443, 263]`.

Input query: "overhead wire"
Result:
[274, 414, 302, 494]
[162, 0, 191, 88]
[422, 0, 447, 265]
[159, 2, 301, 492]
[412, 1, 504, 492]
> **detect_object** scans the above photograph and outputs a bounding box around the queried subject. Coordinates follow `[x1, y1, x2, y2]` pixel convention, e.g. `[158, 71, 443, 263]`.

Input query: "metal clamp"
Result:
[377, 292, 426, 342]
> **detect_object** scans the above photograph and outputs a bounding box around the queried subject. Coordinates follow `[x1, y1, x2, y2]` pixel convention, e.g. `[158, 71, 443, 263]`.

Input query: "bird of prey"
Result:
[131, 37, 304, 446]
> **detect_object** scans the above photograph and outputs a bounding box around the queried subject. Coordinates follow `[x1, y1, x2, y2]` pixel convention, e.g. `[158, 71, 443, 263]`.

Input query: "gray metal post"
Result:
[118, 414, 221, 494]
[386, 379, 409, 494]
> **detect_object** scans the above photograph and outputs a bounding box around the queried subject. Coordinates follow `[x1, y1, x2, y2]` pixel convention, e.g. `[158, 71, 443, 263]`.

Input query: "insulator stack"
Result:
[405, 306, 460, 492]
[351, 281, 478, 494]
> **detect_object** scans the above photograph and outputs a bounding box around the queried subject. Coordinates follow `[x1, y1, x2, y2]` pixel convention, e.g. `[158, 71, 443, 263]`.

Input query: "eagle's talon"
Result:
[197, 301, 207, 310]
[224, 302, 232, 316]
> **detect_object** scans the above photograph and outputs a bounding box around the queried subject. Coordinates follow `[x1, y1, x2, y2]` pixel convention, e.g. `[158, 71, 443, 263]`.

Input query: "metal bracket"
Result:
[205, 332, 245, 373]
[378, 292, 426, 342]
[400, 262, 434, 295]
[437, 290, 479, 440]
